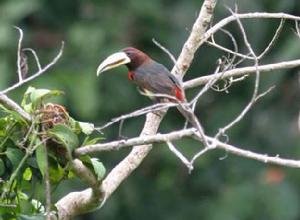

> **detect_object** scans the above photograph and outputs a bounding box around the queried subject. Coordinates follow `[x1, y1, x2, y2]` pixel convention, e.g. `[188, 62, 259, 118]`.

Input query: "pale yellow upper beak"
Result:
[96, 52, 131, 76]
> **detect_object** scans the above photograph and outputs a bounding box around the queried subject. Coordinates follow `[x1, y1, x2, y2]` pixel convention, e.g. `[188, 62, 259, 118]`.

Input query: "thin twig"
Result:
[206, 40, 253, 59]
[44, 141, 51, 220]
[189, 58, 223, 108]
[258, 18, 285, 59]
[0, 94, 31, 121]
[298, 73, 300, 133]
[184, 59, 300, 89]
[167, 141, 193, 172]
[95, 102, 176, 131]
[77, 127, 300, 169]
[207, 28, 253, 60]
[14, 26, 24, 82]
[295, 21, 300, 38]
[190, 146, 211, 165]
[76, 128, 196, 155]
[199, 12, 300, 48]
[214, 9, 261, 138]
[23, 48, 42, 71]
[152, 38, 177, 64]
[0, 41, 64, 94]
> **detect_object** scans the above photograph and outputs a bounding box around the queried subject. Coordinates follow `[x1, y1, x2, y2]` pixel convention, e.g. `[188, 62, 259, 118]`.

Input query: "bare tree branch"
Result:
[0, 29, 64, 124]
[56, 1, 217, 218]
[172, 0, 217, 78]
[213, 8, 261, 139]
[184, 59, 300, 89]
[0, 41, 64, 94]
[77, 127, 300, 169]
[76, 128, 196, 155]
[0, 94, 31, 121]
[206, 136, 300, 168]
[3, 7, 300, 220]
[95, 102, 176, 131]
[70, 159, 102, 189]
[199, 12, 300, 48]
[14, 26, 24, 82]
[152, 38, 177, 64]
[257, 18, 285, 59]
[23, 48, 42, 71]
[167, 141, 193, 172]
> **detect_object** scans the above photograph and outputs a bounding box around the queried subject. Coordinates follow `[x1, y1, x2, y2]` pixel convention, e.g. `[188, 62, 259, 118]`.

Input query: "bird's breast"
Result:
[128, 71, 135, 80]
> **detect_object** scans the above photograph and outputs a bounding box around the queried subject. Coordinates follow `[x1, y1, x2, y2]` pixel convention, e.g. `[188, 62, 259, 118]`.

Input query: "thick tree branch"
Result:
[0, 94, 31, 121]
[56, 112, 165, 219]
[56, 1, 217, 218]
[172, 0, 217, 78]
[78, 127, 300, 169]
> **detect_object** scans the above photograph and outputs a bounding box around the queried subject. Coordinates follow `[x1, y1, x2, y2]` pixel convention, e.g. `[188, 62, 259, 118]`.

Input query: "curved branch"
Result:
[184, 59, 300, 89]
[0, 94, 31, 121]
[76, 128, 195, 155]
[56, 1, 217, 218]
[77, 127, 300, 169]
[0, 42, 64, 94]
[199, 13, 300, 49]
[172, 0, 217, 77]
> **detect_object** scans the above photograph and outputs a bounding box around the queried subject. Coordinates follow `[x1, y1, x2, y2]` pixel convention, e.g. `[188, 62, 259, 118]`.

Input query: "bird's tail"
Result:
[176, 104, 206, 141]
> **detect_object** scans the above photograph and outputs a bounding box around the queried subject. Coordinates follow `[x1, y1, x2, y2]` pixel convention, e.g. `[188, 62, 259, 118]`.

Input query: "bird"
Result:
[96, 47, 207, 144]
[96, 47, 185, 103]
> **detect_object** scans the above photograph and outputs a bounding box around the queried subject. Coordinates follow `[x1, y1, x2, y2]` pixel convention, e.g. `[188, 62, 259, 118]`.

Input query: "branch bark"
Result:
[0, 42, 64, 94]
[56, 0, 217, 218]
[77, 128, 300, 169]
[0, 94, 31, 121]
[172, 0, 217, 77]
[76, 128, 196, 155]
[184, 59, 300, 89]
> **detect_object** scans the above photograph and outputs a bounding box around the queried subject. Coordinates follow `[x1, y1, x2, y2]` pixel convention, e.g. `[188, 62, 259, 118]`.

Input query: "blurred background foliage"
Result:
[0, 0, 300, 219]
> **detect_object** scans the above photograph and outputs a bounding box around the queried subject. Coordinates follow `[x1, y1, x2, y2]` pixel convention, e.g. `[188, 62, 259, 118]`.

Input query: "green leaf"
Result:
[79, 156, 106, 181]
[30, 88, 63, 104]
[77, 121, 95, 135]
[0, 105, 28, 126]
[48, 157, 65, 183]
[23, 103, 33, 114]
[22, 86, 63, 112]
[90, 158, 106, 181]
[22, 167, 32, 181]
[0, 118, 9, 137]
[18, 199, 33, 215]
[0, 158, 5, 176]
[82, 136, 103, 146]
[31, 199, 45, 213]
[18, 214, 46, 220]
[69, 117, 95, 135]
[21, 86, 35, 108]
[6, 148, 25, 169]
[35, 140, 47, 177]
[48, 124, 79, 158]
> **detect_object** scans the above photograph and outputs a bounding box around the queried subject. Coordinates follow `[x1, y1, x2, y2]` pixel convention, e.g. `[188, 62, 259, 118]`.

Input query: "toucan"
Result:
[96, 47, 185, 102]
[96, 47, 205, 140]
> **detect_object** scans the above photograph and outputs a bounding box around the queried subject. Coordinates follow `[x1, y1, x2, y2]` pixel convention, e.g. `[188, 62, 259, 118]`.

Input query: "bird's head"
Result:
[97, 47, 150, 76]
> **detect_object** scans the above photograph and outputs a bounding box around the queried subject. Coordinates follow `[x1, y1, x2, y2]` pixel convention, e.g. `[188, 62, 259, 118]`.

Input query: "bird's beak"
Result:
[96, 52, 131, 76]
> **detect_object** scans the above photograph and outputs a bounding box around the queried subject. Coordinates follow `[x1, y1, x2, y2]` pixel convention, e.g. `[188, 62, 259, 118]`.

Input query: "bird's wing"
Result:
[134, 61, 183, 98]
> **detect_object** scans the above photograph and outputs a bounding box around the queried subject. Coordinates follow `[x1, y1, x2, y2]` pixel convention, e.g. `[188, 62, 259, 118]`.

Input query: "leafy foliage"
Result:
[0, 0, 300, 219]
[0, 87, 104, 218]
